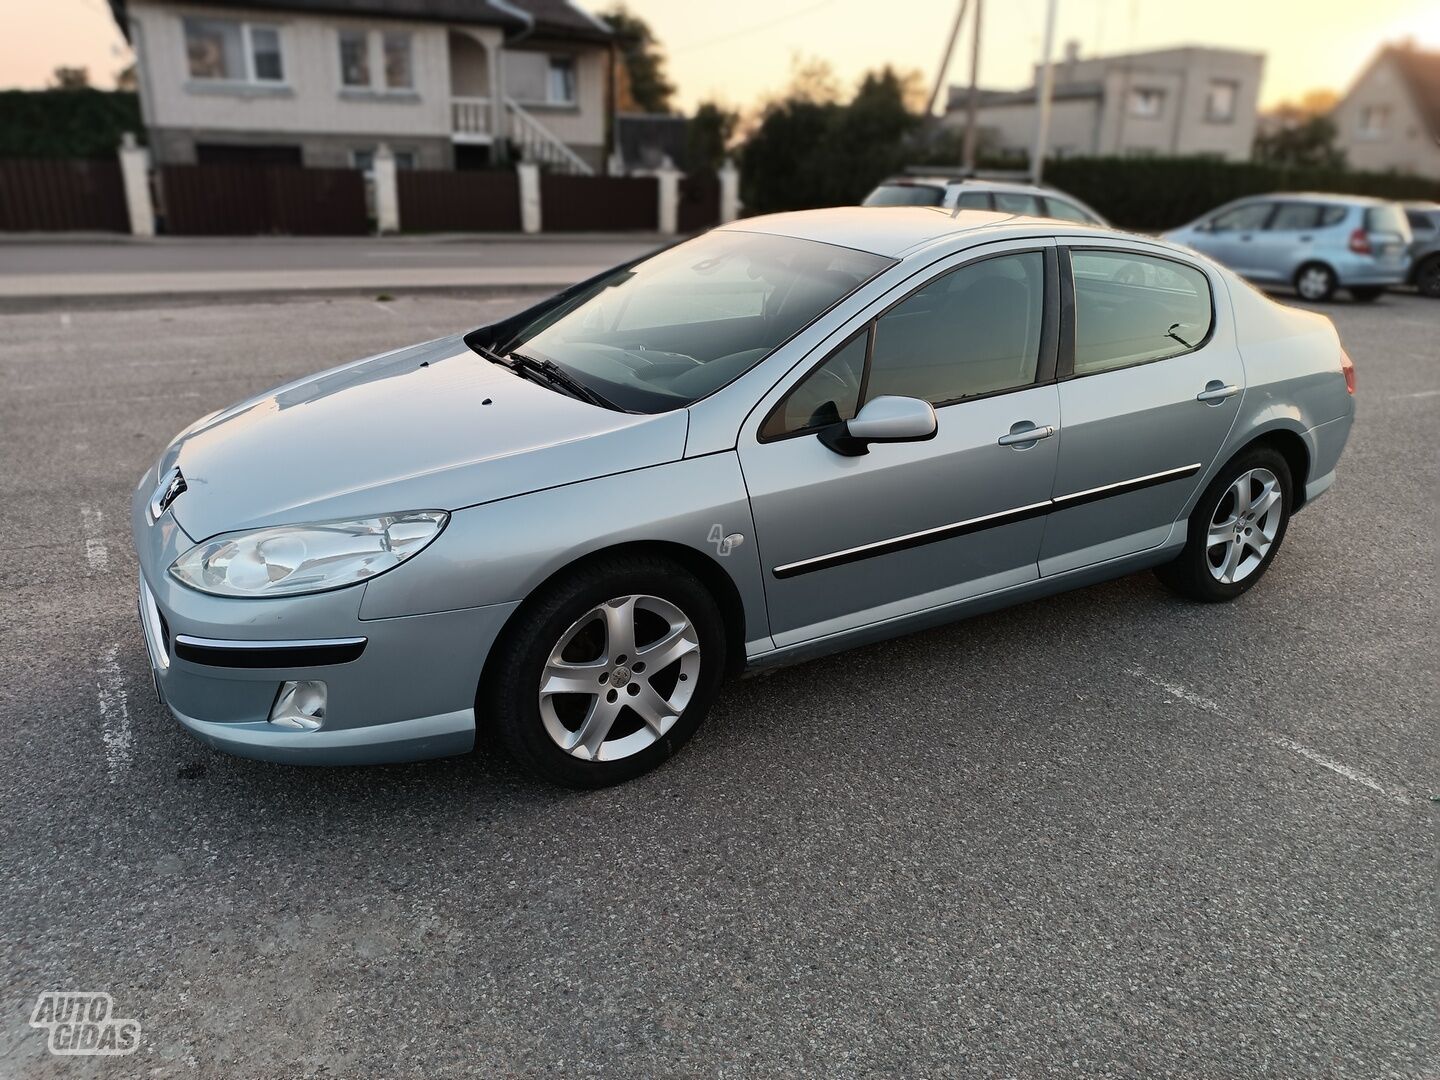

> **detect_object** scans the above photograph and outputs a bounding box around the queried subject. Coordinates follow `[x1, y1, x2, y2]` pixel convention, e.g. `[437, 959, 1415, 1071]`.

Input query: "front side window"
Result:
[1208, 201, 1273, 232]
[507, 231, 890, 413]
[185, 18, 282, 83]
[339, 30, 370, 87]
[1128, 87, 1165, 118]
[1205, 79, 1238, 122]
[548, 56, 577, 104]
[1070, 250, 1212, 376]
[760, 330, 866, 439]
[865, 251, 1045, 405]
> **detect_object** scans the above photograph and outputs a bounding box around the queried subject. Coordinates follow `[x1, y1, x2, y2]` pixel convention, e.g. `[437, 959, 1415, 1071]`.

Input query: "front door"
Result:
[1041, 245, 1244, 575]
[739, 243, 1063, 647]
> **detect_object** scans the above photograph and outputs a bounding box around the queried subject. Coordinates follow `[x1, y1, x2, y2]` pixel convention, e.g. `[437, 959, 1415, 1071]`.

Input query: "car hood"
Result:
[166, 335, 688, 540]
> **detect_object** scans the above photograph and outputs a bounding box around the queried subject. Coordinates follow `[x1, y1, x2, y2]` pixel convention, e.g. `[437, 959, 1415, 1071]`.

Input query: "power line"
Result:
[670, 0, 846, 54]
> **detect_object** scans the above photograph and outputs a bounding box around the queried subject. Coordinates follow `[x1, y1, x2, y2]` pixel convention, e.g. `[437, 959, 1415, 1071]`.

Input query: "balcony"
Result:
[451, 97, 493, 143]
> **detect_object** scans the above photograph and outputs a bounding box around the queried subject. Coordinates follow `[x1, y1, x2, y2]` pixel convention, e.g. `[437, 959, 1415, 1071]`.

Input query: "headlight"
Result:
[169, 511, 448, 598]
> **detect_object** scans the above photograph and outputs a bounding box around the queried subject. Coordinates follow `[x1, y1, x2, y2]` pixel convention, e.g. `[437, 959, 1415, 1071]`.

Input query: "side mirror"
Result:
[818, 395, 937, 457]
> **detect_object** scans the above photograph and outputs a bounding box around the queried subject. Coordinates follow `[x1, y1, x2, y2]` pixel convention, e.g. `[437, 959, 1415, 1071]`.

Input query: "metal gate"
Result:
[159, 164, 368, 236]
[0, 159, 129, 232]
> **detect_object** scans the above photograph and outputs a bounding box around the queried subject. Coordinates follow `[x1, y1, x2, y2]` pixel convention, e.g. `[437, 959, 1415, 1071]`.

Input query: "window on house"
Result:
[383, 33, 413, 89]
[339, 30, 370, 87]
[1359, 105, 1391, 136]
[352, 148, 417, 174]
[548, 56, 577, 105]
[1205, 80, 1238, 122]
[185, 18, 284, 83]
[1127, 87, 1164, 118]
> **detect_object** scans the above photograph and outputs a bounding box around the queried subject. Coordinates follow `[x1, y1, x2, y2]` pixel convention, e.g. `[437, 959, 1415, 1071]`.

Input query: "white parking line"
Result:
[95, 644, 133, 782]
[80, 505, 107, 573]
[1127, 666, 1415, 807]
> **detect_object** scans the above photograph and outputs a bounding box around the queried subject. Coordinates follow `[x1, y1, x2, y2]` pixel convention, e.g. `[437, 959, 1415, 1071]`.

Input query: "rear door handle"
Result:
[1196, 381, 1240, 404]
[998, 422, 1056, 447]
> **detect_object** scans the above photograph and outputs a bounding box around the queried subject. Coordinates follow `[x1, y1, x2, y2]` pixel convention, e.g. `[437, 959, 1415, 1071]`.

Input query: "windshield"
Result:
[862, 184, 947, 207]
[507, 231, 891, 413]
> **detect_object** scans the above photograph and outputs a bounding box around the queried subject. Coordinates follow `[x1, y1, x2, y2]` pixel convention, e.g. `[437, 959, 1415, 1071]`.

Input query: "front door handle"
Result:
[1196, 381, 1240, 405]
[998, 422, 1056, 448]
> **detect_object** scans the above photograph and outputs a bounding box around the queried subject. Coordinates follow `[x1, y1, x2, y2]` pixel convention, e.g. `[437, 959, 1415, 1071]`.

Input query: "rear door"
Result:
[1249, 201, 1327, 283]
[1196, 200, 1277, 277]
[1041, 244, 1243, 575]
[738, 241, 1062, 646]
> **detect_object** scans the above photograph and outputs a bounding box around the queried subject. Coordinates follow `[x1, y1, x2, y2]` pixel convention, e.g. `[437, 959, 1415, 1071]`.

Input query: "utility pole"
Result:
[924, 0, 969, 121]
[1029, 0, 1059, 183]
[961, 0, 983, 172]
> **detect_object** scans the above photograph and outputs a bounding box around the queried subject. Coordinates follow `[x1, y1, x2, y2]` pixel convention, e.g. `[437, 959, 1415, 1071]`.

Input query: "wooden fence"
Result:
[540, 175, 658, 232]
[159, 164, 367, 236]
[0, 158, 129, 232]
[396, 170, 522, 232]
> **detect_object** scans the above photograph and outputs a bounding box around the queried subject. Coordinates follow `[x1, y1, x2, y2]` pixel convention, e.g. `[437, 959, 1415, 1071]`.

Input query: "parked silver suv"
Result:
[1163, 193, 1411, 302]
[1403, 201, 1440, 298]
[862, 176, 1109, 226]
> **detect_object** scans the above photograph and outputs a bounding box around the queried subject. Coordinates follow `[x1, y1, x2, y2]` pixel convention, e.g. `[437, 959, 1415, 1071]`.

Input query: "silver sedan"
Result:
[132, 207, 1355, 787]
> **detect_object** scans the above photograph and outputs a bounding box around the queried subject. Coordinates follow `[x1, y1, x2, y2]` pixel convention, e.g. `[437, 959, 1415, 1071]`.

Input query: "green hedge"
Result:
[1044, 156, 1440, 230]
[0, 90, 142, 159]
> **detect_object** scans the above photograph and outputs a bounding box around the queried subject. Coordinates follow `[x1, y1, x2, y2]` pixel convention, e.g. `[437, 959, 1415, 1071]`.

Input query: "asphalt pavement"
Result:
[0, 289, 1434, 1078]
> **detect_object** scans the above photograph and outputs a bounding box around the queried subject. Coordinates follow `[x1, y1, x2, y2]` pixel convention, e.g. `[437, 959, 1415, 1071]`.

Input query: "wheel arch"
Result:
[479, 540, 751, 700]
[1228, 426, 1312, 508]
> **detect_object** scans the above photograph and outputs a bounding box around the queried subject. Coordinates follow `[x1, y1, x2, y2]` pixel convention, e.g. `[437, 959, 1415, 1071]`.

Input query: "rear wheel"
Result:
[1294, 262, 1337, 302]
[1415, 254, 1440, 299]
[1156, 447, 1293, 602]
[483, 554, 726, 788]
[1349, 286, 1385, 302]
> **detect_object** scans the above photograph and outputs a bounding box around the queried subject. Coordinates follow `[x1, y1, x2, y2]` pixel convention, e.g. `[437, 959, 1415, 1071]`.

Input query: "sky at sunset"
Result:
[4, 0, 1439, 113]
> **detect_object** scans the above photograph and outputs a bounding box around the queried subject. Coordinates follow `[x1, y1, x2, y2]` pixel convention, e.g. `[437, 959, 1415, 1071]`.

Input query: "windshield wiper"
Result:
[506, 352, 620, 410]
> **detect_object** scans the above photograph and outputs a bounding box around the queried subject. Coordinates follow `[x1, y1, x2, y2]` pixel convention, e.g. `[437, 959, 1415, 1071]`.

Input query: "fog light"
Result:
[269, 680, 327, 730]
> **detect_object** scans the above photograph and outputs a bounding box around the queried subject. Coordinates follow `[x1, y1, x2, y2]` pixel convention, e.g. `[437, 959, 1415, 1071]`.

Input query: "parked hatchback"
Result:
[1163, 193, 1411, 302]
[1402, 201, 1440, 298]
[862, 176, 1109, 226]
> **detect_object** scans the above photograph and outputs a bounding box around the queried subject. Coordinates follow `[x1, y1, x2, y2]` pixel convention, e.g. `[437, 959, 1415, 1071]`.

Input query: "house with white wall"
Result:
[108, 0, 613, 174]
[945, 44, 1264, 163]
[1330, 42, 1440, 180]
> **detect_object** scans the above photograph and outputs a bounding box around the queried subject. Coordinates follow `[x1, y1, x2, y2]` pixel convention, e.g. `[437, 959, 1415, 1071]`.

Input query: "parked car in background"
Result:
[134, 207, 1353, 787]
[862, 176, 1109, 225]
[1402, 201, 1440, 298]
[1163, 194, 1412, 302]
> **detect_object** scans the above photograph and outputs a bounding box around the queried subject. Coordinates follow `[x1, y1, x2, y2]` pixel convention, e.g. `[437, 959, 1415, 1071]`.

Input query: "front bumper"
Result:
[132, 471, 517, 765]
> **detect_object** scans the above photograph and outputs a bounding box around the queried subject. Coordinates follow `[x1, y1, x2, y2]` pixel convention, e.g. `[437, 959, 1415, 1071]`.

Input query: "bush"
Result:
[1044, 156, 1440, 230]
[0, 90, 142, 159]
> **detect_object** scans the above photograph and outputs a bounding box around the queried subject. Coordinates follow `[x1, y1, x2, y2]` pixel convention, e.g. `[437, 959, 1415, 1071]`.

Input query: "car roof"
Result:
[718, 205, 1113, 259]
[875, 176, 1064, 197]
[1236, 191, 1394, 207]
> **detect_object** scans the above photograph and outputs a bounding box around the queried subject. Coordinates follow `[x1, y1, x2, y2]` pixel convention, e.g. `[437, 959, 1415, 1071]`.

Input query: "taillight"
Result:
[1340, 348, 1356, 395]
[1348, 228, 1372, 255]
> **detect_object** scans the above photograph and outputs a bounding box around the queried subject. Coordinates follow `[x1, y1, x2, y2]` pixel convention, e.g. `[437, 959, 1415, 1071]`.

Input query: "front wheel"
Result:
[1155, 447, 1293, 602]
[1294, 262, 1337, 302]
[483, 554, 727, 787]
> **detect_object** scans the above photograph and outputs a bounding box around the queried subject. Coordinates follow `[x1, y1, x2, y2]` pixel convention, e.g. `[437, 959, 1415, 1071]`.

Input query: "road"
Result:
[0, 237, 662, 306]
[0, 290, 1434, 1077]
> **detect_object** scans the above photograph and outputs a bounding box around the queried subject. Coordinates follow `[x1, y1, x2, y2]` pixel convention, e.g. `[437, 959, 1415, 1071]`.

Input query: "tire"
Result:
[482, 554, 727, 788]
[1415, 254, 1440, 299]
[1349, 286, 1385, 302]
[1294, 262, 1337, 302]
[1155, 446, 1293, 603]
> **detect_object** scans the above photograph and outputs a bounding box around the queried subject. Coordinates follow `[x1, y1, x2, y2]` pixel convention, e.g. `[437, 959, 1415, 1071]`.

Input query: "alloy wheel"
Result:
[1206, 467, 1283, 585]
[538, 594, 701, 761]
[1296, 266, 1332, 301]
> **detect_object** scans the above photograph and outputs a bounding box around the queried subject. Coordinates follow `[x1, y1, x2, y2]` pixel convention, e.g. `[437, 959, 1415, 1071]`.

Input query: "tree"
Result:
[1254, 90, 1345, 169]
[51, 66, 89, 90]
[600, 6, 675, 114]
[686, 101, 738, 171]
[114, 63, 138, 92]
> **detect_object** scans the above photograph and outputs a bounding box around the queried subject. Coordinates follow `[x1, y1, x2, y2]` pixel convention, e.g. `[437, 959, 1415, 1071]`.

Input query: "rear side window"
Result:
[1070, 250, 1213, 376]
[1405, 210, 1436, 232]
[862, 184, 946, 207]
[866, 251, 1045, 404]
[993, 192, 1044, 215]
[1044, 197, 1092, 223]
[1364, 205, 1408, 235]
[956, 191, 992, 210]
[1209, 202, 1273, 231]
[1268, 203, 1321, 230]
[1319, 205, 1348, 227]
